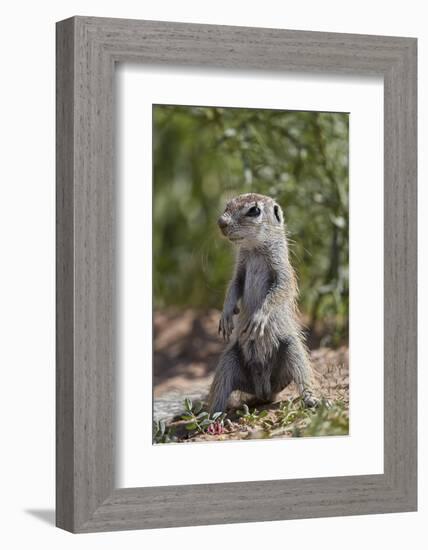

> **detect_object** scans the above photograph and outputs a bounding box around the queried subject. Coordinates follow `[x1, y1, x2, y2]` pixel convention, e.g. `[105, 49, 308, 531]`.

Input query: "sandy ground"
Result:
[153, 309, 349, 422]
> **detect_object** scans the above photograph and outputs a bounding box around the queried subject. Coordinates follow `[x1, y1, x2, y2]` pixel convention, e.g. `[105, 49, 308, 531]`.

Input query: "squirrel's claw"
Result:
[241, 311, 268, 341]
[219, 311, 234, 342]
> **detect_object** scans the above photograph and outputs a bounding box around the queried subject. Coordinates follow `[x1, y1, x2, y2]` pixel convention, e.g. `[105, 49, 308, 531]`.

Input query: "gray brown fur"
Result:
[208, 193, 316, 413]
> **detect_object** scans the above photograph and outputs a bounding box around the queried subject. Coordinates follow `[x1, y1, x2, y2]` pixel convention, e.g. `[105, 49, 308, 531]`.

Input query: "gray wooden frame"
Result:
[56, 16, 417, 533]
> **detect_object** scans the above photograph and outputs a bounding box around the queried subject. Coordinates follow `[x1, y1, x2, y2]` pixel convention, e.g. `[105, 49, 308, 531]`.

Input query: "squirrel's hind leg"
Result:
[272, 336, 319, 408]
[208, 342, 253, 414]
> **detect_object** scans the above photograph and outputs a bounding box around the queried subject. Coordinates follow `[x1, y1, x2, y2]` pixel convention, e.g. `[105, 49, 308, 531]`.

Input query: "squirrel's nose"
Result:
[217, 215, 230, 230]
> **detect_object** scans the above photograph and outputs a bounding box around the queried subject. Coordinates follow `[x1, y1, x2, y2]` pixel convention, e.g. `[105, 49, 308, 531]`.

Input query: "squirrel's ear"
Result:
[273, 204, 283, 224]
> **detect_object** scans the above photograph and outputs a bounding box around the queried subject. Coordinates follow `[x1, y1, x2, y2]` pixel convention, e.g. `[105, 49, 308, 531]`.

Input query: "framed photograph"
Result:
[56, 16, 417, 532]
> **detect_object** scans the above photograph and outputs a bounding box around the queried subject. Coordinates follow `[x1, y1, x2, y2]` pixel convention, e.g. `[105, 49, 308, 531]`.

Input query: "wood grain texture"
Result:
[56, 18, 75, 532]
[56, 16, 417, 533]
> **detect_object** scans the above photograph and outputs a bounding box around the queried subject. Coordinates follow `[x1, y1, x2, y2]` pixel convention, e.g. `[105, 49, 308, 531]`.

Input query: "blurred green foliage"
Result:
[153, 105, 348, 346]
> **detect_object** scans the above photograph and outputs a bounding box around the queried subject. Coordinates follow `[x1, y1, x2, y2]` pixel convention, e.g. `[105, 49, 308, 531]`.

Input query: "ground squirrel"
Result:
[208, 193, 317, 413]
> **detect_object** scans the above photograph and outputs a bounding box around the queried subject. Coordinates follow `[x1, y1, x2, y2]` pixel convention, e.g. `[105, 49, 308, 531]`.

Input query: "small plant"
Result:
[153, 419, 176, 444]
[207, 421, 225, 435]
[293, 399, 349, 437]
[235, 398, 347, 439]
[276, 398, 312, 428]
[237, 404, 270, 428]
[180, 398, 226, 435]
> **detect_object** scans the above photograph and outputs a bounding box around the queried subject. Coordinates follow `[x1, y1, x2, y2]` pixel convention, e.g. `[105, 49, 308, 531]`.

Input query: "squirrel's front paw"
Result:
[241, 310, 269, 341]
[218, 307, 238, 342]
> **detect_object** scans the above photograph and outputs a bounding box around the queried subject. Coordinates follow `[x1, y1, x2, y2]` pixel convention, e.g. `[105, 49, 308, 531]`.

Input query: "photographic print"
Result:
[152, 104, 349, 444]
[55, 18, 416, 532]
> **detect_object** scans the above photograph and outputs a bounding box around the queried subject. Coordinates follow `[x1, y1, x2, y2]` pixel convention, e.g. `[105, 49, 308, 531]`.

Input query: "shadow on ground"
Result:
[25, 509, 55, 526]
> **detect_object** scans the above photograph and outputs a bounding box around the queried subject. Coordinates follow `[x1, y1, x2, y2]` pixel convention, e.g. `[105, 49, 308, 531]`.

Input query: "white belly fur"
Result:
[238, 254, 278, 363]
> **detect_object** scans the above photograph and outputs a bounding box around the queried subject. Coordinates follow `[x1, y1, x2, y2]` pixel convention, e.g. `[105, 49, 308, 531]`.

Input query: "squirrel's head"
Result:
[217, 193, 284, 247]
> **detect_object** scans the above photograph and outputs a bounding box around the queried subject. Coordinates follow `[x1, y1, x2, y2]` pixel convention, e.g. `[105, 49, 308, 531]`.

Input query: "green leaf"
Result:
[181, 414, 194, 421]
[196, 411, 209, 421]
[184, 398, 192, 412]
[193, 400, 203, 414]
[259, 410, 269, 418]
[212, 412, 223, 421]
[185, 422, 198, 431]
[159, 420, 166, 436]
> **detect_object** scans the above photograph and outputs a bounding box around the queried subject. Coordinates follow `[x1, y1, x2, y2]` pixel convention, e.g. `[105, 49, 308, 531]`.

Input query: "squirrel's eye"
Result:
[246, 206, 261, 217]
